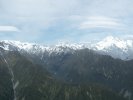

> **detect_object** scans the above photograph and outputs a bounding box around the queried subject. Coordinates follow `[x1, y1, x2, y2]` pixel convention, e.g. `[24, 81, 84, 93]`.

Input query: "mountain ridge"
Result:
[1, 36, 133, 60]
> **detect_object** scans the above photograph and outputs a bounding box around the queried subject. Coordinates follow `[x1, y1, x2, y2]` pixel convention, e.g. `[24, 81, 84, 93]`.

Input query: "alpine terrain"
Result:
[0, 36, 133, 100]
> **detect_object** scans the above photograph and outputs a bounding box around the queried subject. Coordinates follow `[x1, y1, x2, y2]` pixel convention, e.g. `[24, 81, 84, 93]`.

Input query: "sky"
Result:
[0, 0, 133, 44]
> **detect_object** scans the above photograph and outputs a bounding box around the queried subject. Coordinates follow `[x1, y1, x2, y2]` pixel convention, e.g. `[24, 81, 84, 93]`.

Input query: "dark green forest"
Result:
[0, 49, 132, 100]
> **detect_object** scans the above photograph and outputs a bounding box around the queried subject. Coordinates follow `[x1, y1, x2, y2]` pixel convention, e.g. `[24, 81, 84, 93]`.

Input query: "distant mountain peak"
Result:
[95, 36, 125, 50]
[1, 36, 133, 60]
[0, 40, 35, 51]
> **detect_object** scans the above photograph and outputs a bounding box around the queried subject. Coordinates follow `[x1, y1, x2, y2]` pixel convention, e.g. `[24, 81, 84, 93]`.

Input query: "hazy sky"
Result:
[0, 0, 133, 44]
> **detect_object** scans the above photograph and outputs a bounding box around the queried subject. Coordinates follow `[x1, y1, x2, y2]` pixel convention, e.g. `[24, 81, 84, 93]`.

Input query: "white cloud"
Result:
[0, 26, 19, 32]
[0, 0, 133, 43]
[79, 16, 124, 29]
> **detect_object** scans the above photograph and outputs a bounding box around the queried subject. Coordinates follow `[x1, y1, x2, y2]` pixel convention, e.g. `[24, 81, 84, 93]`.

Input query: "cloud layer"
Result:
[0, 26, 19, 32]
[79, 16, 124, 29]
[0, 0, 133, 43]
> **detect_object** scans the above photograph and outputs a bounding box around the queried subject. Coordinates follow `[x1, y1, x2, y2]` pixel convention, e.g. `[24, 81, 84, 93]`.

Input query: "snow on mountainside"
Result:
[93, 36, 133, 60]
[0, 40, 86, 54]
[94, 36, 133, 51]
[1, 36, 133, 60]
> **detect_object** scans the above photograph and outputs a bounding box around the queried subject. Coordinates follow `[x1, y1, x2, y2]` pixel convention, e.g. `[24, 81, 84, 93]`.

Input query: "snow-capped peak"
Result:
[0, 40, 35, 51]
[91, 36, 133, 60]
[55, 42, 85, 49]
[95, 36, 133, 51]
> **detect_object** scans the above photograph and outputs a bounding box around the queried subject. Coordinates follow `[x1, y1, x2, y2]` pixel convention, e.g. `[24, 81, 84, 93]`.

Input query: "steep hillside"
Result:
[0, 55, 14, 100]
[29, 49, 133, 100]
[0, 49, 127, 100]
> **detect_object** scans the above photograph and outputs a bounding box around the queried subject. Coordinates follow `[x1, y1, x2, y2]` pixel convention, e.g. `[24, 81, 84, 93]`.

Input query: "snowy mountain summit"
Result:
[95, 36, 133, 50]
[1, 36, 133, 60]
[93, 36, 133, 60]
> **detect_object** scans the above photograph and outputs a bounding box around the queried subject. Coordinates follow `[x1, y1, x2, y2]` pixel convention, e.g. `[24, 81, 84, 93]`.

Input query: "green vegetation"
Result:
[0, 50, 130, 100]
[0, 57, 14, 100]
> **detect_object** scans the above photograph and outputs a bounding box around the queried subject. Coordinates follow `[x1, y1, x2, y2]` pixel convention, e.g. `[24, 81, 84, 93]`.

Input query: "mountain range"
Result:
[1, 36, 133, 60]
[0, 36, 133, 100]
